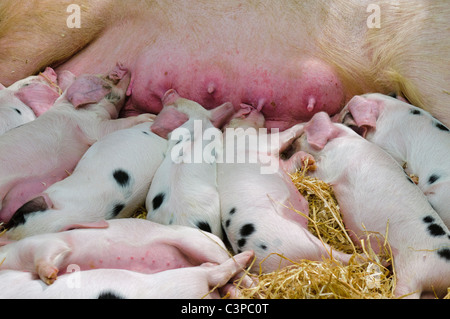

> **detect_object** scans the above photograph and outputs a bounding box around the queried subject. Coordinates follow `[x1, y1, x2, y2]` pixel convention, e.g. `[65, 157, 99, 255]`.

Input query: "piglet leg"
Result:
[204, 250, 254, 299]
[95, 113, 155, 140]
[34, 240, 72, 285]
[280, 151, 316, 174]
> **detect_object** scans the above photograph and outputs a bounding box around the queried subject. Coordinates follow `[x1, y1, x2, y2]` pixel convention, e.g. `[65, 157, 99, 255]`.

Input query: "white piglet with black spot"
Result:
[0, 67, 64, 135]
[337, 93, 450, 228]
[4, 120, 166, 240]
[145, 89, 235, 239]
[0, 63, 154, 224]
[217, 106, 353, 273]
[298, 111, 450, 299]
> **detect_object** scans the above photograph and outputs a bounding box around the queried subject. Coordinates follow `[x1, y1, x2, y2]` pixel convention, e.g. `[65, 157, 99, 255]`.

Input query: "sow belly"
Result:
[1, 0, 449, 127]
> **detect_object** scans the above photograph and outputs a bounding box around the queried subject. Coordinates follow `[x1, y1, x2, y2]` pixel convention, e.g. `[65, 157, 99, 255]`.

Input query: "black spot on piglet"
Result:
[5, 196, 49, 229]
[196, 221, 212, 233]
[111, 203, 125, 218]
[427, 223, 446, 237]
[410, 108, 422, 115]
[113, 169, 130, 187]
[437, 248, 450, 261]
[423, 216, 435, 223]
[97, 291, 124, 299]
[435, 122, 450, 132]
[240, 223, 256, 237]
[237, 238, 247, 249]
[428, 174, 440, 184]
[152, 193, 165, 210]
[14, 108, 22, 115]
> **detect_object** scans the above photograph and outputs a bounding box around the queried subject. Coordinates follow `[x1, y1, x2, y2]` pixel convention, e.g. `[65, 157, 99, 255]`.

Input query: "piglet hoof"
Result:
[300, 151, 317, 171]
[37, 264, 59, 285]
[220, 283, 243, 299]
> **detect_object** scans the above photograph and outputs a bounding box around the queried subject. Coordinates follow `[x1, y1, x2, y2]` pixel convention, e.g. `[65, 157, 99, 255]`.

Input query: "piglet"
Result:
[145, 89, 234, 239]
[0, 251, 253, 299]
[4, 120, 167, 240]
[0, 63, 153, 223]
[0, 218, 242, 285]
[336, 93, 450, 229]
[217, 106, 352, 273]
[297, 111, 450, 298]
[0, 67, 65, 135]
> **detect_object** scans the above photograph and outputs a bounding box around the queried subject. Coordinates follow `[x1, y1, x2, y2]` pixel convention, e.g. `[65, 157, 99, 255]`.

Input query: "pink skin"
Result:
[2, 1, 450, 133]
[150, 89, 235, 138]
[0, 219, 239, 285]
[0, 67, 62, 120]
[337, 93, 450, 229]
[297, 112, 450, 298]
[0, 64, 144, 222]
[0, 251, 254, 299]
[124, 51, 345, 131]
[218, 110, 352, 272]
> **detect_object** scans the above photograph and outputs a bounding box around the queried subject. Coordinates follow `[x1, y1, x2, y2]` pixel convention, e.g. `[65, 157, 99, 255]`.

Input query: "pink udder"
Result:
[64, 243, 196, 275]
[123, 48, 345, 130]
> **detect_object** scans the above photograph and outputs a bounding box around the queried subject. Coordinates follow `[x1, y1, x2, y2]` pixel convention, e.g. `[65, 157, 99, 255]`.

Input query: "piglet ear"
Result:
[14, 84, 60, 116]
[39, 67, 58, 84]
[56, 70, 77, 92]
[66, 75, 111, 108]
[305, 112, 339, 150]
[209, 102, 235, 128]
[150, 106, 189, 138]
[346, 96, 379, 129]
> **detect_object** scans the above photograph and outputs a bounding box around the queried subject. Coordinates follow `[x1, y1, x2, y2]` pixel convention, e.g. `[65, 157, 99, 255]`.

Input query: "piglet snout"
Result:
[162, 89, 181, 106]
[105, 63, 129, 84]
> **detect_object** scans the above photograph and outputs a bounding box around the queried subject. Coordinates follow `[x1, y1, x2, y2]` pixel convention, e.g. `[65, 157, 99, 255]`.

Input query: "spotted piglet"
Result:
[0, 63, 154, 223]
[0, 250, 253, 299]
[217, 106, 352, 273]
[297, 111, 450, 298]
[0, 67, 67, 135]
[3, 120, 167, 240]
[145, 89, 235, 239]
[336, 93, 450, 228]
[0, 219, 243, 285]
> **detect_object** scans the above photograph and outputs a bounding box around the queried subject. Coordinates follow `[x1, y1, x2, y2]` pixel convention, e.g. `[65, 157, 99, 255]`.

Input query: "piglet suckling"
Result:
[297, 111, 450, 298]
[0, 250, 254, 299]
[217, 106, 352, 273]
[0, 63, 154, 223]
[146, 89, 235, 239]
[4, 120, 167, 240]
[337, 93, 450, 229]
[0, 67, 66, 135]
[0, 219, 245, 286]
